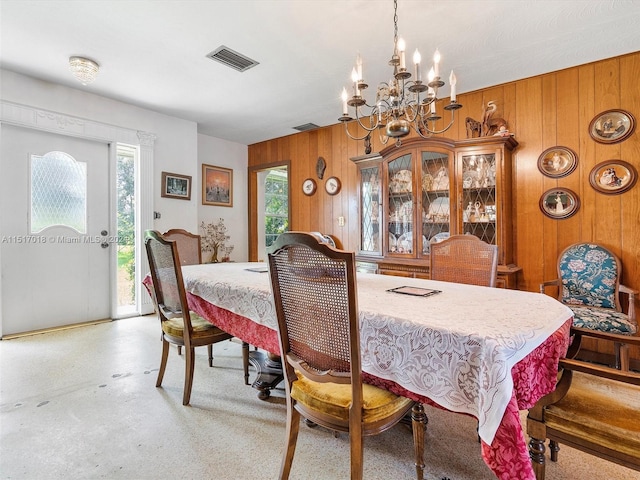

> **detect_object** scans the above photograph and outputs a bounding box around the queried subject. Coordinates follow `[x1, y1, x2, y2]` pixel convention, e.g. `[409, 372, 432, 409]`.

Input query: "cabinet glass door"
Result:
[359, 164, 381, 254]
[387, 153, 413, 254]
[461, 152, 497, 244]
[421, 151, 451, 254]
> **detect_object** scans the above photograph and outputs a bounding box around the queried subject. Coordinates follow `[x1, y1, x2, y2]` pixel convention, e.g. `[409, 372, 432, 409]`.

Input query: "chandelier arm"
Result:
[415, 110, 458, 137]
[342, 121, 376, 141]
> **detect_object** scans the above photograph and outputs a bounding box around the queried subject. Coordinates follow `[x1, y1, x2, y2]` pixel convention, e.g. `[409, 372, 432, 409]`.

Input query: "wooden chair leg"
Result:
[528, 436, 546, 480]
[156, 339, 170, 387]
[207, 344, 213, 367]
[242, 342, 250, 385]
[279, 402, 301, 480]
[183, 347, 196, 406]
[411, 402, 426, 480]
[549, 440, 560, 462]
[349, 423, 364, 480]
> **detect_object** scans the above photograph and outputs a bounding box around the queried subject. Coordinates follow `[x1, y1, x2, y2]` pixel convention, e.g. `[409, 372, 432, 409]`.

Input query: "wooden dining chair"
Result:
[144, 230, 233, 405]
[162, 228, 202, 265]
[162, 228, 252, 378]
[540, 242, 637, 370]
[429, 234, 498, 287]
[267, 231, 424, 480]
[527, 327, 640, 480]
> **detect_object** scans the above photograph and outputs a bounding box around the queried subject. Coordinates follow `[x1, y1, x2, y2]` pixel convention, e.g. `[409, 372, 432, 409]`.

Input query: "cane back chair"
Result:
[145, 230, 232, 405]
[429, 234, 498, 287]
[267, 231, 425, 480]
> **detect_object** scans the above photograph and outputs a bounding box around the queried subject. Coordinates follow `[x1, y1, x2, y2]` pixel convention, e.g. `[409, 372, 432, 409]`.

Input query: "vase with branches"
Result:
[200, 218, 234, 263]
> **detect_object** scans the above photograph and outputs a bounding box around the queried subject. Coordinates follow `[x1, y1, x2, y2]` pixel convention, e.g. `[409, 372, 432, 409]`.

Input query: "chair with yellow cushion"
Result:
[527, 327, 640, 479]
[145, 230, 232, 405]
[267, 231, 424, 480]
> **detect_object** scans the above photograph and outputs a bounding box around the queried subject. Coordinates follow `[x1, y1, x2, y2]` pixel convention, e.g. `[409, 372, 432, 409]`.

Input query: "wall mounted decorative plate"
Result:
[589, 109, 635, 144]
[589, 160, 637, 195]
[539, 188, 580, 219]
[325, 176, 341, 195]
[302, 178, 317, 196]
[537, 146, 578, 178]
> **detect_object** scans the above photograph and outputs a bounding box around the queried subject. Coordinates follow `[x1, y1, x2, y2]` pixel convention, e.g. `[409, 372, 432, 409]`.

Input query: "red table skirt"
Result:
[187, 291, 571, 480]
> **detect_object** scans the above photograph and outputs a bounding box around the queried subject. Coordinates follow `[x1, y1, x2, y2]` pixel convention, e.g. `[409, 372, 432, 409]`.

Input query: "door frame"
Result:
[0, 101, 157, 335]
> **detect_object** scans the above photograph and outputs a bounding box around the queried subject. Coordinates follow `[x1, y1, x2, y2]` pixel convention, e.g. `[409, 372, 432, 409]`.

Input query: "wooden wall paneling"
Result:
[514, 77, 545, 291]
[555, 68, 582, 255]
[592, 58, 622, 250]
[619, 54, 640, 291]
[295, 132, 311, 232]
[540, 73, 560, 291]
[577, 63, 597, 242]
[619, 53, 640, 362]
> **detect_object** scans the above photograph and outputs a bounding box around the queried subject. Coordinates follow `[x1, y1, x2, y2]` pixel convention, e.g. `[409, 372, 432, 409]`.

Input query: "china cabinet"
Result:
[353, 136, 520, 287]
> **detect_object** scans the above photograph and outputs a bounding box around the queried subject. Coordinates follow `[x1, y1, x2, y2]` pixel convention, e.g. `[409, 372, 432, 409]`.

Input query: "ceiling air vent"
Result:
[293, 123, 320, 132]
[206, 46, 259, 72]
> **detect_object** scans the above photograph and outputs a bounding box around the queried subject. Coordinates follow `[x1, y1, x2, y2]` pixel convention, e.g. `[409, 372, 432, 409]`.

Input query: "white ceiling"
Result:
[2, 0, 640, 146]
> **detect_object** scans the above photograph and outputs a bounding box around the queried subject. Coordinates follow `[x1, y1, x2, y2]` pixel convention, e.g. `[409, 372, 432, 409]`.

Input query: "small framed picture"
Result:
[589, 160, 637, 195]
[202, 164, 233, 207]
[589, 109, 636, 144]
[537, 146, 578, 178]
[539, 188, 580, 219]
[161, 172, 191, 200]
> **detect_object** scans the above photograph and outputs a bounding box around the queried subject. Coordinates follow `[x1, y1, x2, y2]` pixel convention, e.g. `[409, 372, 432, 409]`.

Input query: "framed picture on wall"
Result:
[589, 160, 637, 195]
[539, 188, 580, 219]
[589, 109, 636, 144]
[202, 164, 233, 207]
[161, 171, 191, 200]
[537, 146, 578, 178]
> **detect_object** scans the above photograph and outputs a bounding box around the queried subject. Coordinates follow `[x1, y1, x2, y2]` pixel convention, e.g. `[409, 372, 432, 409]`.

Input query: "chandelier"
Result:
[339, 0, 461, 146]
[69, 56, 100, 85]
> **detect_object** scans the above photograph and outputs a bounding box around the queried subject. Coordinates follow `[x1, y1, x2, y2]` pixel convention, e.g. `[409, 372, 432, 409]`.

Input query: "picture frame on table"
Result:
[537, 146, 578, 178]
[202, 164, 233, 207]
[588, 160, 637, 195]
[588, 109, 635, 144]
[539, 188, 580, 219]
[161, 171, 191, 200]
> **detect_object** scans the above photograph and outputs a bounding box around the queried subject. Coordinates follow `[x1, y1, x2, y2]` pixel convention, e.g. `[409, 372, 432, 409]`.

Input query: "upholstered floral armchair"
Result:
[540, 243, 637, 370]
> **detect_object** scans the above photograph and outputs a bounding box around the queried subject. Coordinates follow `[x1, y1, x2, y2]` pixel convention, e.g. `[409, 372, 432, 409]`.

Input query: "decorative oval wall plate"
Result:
[589, 160, 637, 195]
[537, 146, 578, 178]
[539, 188, 580, 219]
[589, 109, 636, 144]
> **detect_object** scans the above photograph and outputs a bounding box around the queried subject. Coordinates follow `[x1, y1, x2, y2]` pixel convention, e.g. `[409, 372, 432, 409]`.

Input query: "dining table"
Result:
[144, 261, 572, 480]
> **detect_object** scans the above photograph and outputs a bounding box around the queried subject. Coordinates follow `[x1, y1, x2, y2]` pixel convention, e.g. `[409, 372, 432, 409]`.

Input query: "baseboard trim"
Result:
[1, 318, 112, 340]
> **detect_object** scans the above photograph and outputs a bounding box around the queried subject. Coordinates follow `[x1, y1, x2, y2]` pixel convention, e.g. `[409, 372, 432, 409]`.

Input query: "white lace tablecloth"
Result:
[181, 262, 572, 444]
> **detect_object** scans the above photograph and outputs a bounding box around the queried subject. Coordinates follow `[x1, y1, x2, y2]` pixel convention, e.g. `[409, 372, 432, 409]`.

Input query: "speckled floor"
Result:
[1, 316, 636, 480]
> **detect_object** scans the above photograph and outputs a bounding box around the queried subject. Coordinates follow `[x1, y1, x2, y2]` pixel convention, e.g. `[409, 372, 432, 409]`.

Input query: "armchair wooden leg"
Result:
[411, 402, 426, 480]
[549, 440, 560, 462]
[528, 436, 546, 480]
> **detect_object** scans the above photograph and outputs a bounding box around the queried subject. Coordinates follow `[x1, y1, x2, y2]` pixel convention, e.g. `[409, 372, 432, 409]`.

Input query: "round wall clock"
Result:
[325, 176, 341, 195]
[302, 178, 317, 196]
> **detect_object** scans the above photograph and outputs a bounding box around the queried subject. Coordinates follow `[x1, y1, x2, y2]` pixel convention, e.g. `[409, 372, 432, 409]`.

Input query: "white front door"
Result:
[1, 125, 111, 335]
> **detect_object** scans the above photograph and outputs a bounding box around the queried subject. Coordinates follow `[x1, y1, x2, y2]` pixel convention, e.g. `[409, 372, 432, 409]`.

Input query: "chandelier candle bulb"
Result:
[413, 49, 421, 81]
[397, 38, 406, 69]
[433, 49, 441, 77]
[449, 71, 457, 102]
[351, 68, 360, 96]
[341, 88, 349, 116]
